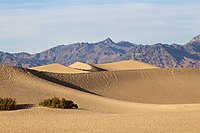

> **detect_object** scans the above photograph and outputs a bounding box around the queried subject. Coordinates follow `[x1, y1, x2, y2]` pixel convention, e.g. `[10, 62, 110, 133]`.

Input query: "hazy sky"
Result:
[0, 0, 200, 53]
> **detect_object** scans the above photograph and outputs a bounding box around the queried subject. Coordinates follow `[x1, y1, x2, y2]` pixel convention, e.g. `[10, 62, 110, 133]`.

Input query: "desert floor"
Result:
[1, 60, 200, 133]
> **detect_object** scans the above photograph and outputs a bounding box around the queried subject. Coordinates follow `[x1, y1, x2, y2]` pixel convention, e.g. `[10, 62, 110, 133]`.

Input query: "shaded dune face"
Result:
[39, 68, 200, 104]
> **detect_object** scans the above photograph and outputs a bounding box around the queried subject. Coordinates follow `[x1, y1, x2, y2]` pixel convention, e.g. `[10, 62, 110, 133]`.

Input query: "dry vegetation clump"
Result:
[0, 98, 16, 110]
[39, 97, 78, 109]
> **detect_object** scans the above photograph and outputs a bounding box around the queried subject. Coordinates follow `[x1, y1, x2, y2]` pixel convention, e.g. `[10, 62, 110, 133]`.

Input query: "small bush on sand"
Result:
[0, 98, 16, 110]
[39, 97, 78, 109]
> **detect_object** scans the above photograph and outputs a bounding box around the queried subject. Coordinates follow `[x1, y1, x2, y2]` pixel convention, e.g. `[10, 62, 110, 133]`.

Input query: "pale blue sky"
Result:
[0, 0, 200, 53]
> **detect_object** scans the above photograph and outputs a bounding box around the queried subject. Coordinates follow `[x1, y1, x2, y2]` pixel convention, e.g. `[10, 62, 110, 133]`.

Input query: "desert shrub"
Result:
[39, 97, 78, 109]
[0, 98, 16, 110]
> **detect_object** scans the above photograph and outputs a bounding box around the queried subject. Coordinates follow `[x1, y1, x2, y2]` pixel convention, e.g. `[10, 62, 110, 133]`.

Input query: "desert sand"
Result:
[1, 60, 200, 132]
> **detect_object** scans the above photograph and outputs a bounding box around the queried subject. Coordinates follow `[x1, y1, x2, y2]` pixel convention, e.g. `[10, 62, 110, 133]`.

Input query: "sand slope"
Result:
[93, 59, 158, 71]
[31, 63, 88, 73]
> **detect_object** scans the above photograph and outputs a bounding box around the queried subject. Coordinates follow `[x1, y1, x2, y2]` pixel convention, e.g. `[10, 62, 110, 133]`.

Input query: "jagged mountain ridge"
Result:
[1, 35, 200, 68]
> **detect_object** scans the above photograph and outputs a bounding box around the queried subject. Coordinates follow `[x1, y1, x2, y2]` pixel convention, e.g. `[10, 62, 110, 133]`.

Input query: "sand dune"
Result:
[92, 59, 158, 71]
[1, 63, 200, 132]
[4, 65, 200, 104]
[31, 63, 88, 73]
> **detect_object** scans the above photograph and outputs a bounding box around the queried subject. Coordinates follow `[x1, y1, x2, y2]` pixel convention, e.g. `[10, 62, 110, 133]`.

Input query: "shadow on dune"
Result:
[27, 69, 99, 96]
[15, 104, 35, 110]
[89, 64, 108, 72]
[68, 64, 107, 72]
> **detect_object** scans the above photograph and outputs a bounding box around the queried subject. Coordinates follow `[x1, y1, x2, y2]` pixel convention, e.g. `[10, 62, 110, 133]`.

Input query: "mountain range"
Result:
[1, 35, 200, 68]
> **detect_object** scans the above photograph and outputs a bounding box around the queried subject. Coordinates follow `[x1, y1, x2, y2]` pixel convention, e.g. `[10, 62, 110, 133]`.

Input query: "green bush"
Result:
[39, 97, 78, 109]
[0, 98, 16, 110]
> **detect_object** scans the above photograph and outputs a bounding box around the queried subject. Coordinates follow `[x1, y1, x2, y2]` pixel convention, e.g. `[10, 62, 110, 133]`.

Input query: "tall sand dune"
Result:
[31, 63, 88, 73]
[92, 59, 158, 70]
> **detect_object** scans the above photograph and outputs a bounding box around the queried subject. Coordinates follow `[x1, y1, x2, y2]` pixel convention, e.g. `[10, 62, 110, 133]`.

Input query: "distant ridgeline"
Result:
[1, 35, 200, 68]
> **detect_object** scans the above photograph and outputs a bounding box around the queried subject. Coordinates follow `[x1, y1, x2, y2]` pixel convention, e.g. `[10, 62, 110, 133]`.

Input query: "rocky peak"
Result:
[99, 37, 114, 44]
[189, 35, 200, 43]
